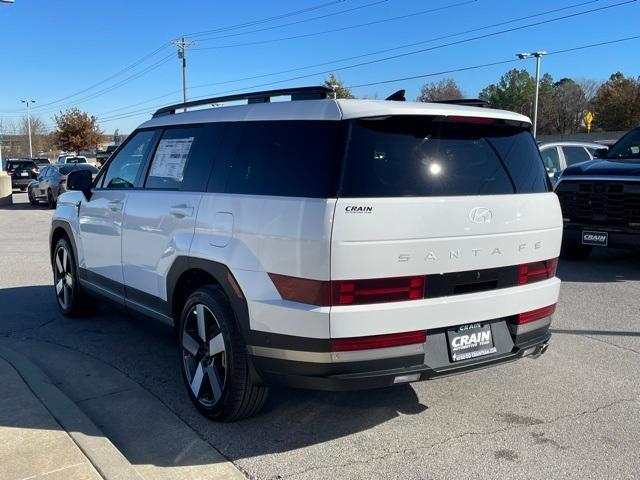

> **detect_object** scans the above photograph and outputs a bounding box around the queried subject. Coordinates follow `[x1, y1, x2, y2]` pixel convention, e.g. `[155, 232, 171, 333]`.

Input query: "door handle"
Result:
[107, 201, 123, 212]
[169, 205, 194, 218]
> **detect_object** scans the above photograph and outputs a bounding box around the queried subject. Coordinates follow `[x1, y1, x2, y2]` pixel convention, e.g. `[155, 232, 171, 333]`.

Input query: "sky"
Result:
[0, 0, 639, 134]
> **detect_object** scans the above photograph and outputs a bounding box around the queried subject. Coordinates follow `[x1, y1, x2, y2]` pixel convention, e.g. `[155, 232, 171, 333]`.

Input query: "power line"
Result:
[190, 0, 388, 42]
[95, 0, 597, 118]
[193, 0, 478, 49]
[0, 0, 348, 114]
[184, 0, 347, 38]
[95, 34, 640, 125]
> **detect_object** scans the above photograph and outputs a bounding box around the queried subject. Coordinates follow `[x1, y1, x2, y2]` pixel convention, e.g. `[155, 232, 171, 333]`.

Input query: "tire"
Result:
[52, 237, 88, 316]
[28, 189, 38, 205]
[178, 286, 268, 421]
[560, 239, 592, 260]
[47, 189, 56, 209]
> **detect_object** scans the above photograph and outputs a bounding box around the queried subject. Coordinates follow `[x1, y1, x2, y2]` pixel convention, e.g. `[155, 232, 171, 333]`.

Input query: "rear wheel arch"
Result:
[167, 257, 250, 339]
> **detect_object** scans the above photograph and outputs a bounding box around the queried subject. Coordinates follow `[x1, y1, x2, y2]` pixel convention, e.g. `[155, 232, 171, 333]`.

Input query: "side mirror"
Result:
[67, 169, 93, 200]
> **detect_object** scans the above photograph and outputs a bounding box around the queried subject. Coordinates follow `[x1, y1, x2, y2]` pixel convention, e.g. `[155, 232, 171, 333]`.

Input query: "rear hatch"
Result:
[331, 114, 562, 308]
[8, 161, 38, 179]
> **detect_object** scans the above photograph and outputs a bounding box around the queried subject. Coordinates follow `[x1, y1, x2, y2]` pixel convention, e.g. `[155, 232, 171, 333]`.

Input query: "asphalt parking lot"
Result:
[1, 193, 639, 480]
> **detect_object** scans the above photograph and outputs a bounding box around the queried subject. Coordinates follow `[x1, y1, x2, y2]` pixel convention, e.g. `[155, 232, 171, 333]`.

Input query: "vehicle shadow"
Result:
[558, 248, 640, 283]
[0, 285, 428, 470]
[0, 200, 50, 210]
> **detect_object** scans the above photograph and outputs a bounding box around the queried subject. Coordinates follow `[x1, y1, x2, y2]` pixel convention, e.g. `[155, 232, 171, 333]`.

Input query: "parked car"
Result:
[50, 86, 561, 420]
[555, 126, 640, 259]
[6, 159, 40, 191]
[28, 163, 99, 207]
[56, 154, 87, 164]
[538, 141, 608, 184]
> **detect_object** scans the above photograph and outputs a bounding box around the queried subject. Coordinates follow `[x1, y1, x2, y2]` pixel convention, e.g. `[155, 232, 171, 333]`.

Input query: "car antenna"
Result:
[385, 89, 406, 102]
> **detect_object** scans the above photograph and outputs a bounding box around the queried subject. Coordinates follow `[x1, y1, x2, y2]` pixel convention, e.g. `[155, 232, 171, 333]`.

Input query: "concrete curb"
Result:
[0, 345, 143, 480]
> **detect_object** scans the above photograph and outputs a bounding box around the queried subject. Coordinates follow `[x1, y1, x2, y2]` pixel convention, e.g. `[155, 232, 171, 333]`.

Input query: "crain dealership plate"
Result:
[582, 230, 608, 247]
[447, 323, 497, 362]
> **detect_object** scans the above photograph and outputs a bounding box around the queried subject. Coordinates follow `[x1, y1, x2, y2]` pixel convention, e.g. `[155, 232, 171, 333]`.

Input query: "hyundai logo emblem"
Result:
[469, 207, 493, 224]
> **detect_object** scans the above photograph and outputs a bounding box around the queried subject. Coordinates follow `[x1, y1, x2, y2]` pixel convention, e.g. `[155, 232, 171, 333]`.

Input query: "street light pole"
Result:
[516, 51, 546, 138]
[20, 99, 35, 158]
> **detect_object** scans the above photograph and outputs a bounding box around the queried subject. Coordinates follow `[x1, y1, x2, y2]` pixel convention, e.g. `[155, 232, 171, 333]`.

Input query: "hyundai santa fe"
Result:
[49, 86, 562, 421]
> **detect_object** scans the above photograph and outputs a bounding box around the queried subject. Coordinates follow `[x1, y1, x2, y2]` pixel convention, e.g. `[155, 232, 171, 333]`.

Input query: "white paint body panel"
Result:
[77, 190, 127, 285]
[122, 190, 202, 301]
[190, 193, 335, 338]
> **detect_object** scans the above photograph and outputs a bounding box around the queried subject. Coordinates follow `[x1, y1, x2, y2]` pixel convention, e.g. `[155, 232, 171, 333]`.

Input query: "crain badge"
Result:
[345, 206, 373, 214]
[469, 207, 493, 224]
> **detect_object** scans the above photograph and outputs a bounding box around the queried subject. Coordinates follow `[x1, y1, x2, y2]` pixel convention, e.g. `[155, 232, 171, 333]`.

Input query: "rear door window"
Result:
[144, 124, 225, 191]
[562, 146, 591, 166]
[223, 121, 345, 198]
[341, 116, 548, 197]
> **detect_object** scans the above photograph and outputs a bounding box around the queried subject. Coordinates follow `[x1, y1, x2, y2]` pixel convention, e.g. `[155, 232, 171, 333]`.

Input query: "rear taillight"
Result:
[59, 179, 66, 185]
[331, 330, 427, 351]
[33, 167, 40, 174]
[518, 258, 557, 285]
[6, 169, 12, 175]
[516, 304, 556, 325]
[268, 274, 425, 307]
[332, 276, 424, 306]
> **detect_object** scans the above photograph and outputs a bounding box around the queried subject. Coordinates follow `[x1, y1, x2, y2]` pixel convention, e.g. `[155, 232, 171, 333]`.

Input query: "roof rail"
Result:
[430, 98, 491, 108]
[152, 86, 333, 117]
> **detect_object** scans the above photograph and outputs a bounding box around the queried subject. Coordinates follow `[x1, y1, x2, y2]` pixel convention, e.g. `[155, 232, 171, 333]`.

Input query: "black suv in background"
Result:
[555, 126, 640, 259]
[6, 159, 40, 191]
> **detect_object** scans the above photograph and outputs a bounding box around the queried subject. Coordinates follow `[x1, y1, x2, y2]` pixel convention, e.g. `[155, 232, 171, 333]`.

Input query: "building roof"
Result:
[139, 99, 531, 129]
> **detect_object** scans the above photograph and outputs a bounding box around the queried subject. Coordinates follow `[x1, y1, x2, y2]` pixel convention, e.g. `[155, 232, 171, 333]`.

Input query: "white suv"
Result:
[50, 86, 562, 421]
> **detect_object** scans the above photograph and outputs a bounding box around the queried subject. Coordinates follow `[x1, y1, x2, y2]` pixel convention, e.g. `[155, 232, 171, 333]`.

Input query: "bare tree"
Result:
[19, 115, 52, 155]
[417, 78, 463, 102]
[576, 78, 602, 102]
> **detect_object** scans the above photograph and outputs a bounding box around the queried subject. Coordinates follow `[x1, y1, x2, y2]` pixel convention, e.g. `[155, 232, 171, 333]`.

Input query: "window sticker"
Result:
[149, 137, 194, 180]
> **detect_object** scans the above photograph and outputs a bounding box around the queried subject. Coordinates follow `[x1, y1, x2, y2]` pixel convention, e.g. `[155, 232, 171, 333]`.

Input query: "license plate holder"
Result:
[582, 230, 608, 247]
[447, 323, 496, 362]
[20, 172, 28, 177]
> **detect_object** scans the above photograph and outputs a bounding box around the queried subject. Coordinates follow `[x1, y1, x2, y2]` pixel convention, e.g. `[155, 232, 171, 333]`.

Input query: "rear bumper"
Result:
[11, 177, 33, 188]
[564, 223, 640, 249]
[249, 318, 552, 391]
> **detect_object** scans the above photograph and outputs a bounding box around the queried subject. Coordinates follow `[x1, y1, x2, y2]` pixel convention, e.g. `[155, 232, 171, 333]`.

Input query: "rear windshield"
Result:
[8, 161, 36, 170]
[60, 164, 98, 175]
[340, 116, 549, 197]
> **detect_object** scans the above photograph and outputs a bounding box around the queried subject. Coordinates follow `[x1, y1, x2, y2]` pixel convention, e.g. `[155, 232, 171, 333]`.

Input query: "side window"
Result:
[224, 121, 345, 198]
[562, 146, 591, 166]
[608, 129, 640, 159]
[144, 124, 224, 191]
[540, 147, 561, 173]
[101, 130, 156, 189]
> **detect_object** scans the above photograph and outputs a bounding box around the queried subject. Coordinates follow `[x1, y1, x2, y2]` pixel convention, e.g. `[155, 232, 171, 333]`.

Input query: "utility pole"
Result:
[20, 99, 35, 158]
[516, 51, 546, 138]
[171, 37, 196, 112]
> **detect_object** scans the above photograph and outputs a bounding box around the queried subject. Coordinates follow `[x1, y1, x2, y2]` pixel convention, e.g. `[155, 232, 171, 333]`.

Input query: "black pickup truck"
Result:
[555, 126, 640, 259]
[95, 144, 118, 166]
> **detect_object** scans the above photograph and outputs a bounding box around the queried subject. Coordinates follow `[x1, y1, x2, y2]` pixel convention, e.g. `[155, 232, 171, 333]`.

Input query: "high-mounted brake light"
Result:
[518, 258, 557, 285]
[332, 330, 427, 352]
[517, 304, 556, 325]
[447, 115, 497, 124]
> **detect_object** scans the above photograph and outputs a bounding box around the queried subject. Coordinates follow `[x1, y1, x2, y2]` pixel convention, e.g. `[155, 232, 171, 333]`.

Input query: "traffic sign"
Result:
[585, 112, 594, 133]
